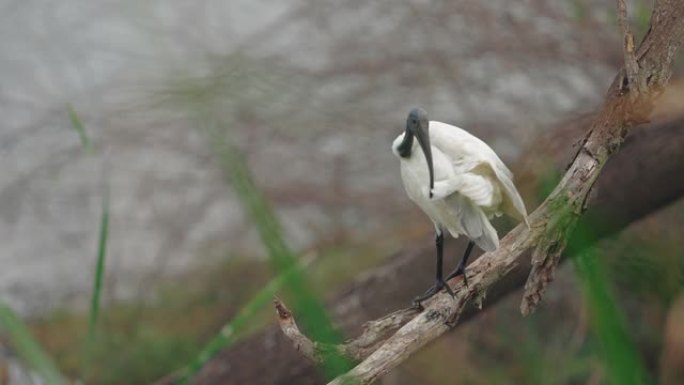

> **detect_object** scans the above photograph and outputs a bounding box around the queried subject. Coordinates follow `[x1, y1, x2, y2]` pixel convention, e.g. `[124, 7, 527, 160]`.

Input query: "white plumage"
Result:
[392, 108, 528, 303]
[392, 120, 528, 251]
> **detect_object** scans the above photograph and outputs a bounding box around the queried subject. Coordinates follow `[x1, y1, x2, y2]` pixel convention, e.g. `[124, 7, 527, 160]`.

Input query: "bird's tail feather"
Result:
[492, 165, 529, 226]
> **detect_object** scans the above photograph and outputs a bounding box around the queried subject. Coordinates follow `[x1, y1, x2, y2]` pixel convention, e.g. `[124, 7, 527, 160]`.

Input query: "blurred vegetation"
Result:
[1, 101, 682, 384]
[67, 104, 94, 154]
[4, 98, 397, 381]
[574, 242, 649, 385]
[22, 239, 391, 384]
[0, 177, 679, 385]
[0, 304, 67, 385]
[5, 176, 680, 385]
[31, 257, 269, 384]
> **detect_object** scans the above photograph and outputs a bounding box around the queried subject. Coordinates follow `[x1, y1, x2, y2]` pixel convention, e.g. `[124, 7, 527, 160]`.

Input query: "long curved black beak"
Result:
[414, 123, 434, 198]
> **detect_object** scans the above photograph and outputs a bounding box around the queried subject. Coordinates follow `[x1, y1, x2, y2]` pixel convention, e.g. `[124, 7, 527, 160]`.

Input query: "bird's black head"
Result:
[398, 107, 434, 198]
[397, 108, 430, 158]
[406, 107, 429, 134]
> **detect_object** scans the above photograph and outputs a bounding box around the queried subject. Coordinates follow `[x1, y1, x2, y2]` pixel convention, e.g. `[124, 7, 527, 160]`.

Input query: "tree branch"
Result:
[617, 0, 640, 96]
[274, 298, 419, 363]
[274, 2, 684, 384]
[521, 0, 684, 314]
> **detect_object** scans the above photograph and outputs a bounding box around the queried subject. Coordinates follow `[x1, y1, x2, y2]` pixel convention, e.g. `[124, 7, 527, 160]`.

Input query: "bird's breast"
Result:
[399, 150, 429, 194]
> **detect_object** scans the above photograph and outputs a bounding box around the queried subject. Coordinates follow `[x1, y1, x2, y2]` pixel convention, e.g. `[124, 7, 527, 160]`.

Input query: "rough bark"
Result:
[156, 106, 684, 385]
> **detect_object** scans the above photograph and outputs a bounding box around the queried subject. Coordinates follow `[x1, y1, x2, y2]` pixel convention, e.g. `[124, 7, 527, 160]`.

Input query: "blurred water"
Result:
[0, 0, 619, 316]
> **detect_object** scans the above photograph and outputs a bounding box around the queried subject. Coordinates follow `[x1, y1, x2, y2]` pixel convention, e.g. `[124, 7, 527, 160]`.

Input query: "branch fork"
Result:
[274, 298, 420, 363]
[274, 1, 684, 383]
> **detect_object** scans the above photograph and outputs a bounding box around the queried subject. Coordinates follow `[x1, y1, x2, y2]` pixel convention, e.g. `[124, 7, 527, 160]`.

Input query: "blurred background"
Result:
[0, 0, 682, 384]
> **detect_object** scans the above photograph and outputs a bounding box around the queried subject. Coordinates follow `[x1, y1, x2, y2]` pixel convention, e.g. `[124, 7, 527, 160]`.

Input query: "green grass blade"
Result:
[83, 185, 110, 371]
[67, 104, 94, 154]
[69, 102, 110, 379]
[572, 227, 649, 385]
[0, 304, 67, 385]
[175, 258, 309, 384]
[198, 117, 352, 378]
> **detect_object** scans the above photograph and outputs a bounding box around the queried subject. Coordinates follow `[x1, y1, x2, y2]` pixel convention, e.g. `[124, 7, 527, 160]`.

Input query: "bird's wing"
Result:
[430, 121, 529, 224]
[489, 159, 529, 225]
[429, 121, 504, 174]
[444, 194, 499, 251]
[432, 173, 496, 208]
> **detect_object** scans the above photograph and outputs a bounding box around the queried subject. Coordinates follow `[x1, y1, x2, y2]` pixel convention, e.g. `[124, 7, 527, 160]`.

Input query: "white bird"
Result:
[392, 107, 528, 305]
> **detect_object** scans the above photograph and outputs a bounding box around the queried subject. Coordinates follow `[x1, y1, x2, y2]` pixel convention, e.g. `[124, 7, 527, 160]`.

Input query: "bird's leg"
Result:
[445, 241, 475, 287]
[413, 231, 454, 307]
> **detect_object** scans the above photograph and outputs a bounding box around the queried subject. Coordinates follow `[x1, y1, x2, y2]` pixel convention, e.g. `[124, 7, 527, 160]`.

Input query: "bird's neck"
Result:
[396, 131, 414, 158]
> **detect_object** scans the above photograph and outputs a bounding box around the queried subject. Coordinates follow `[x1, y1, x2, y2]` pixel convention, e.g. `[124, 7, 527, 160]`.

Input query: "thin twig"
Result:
[274, 298, 320, 362]
[274, 298, 419, 362]
[617, 0, 640, 96]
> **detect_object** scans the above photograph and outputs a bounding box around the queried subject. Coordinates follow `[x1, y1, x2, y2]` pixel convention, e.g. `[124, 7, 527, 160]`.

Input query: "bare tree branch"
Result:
[275, 298, 419, 363]
[273, 2, 684, 384]
[521, 0, 684, 314]
[274, 298, 321, 362]
[617, 0, 640, 96]
[343, 308, 419, 355]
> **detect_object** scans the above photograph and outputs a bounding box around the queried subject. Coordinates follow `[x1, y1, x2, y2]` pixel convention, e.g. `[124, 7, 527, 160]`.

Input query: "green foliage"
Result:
[0, 104, 103, 385]
[31, 257, 271, 385]
[66, 104, 110, 380]
[67, 104, 94, 154]
[83, 184, 110, 379]
[0, 304, 67, 385]
[32, 243, 383, 385]
[572, 229, 649, 385]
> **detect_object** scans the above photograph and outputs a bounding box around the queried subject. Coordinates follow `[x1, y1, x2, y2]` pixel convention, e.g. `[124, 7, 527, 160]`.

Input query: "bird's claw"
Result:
[442, 279, 456, 298]
[446, 266, 469, 289]
[412, 286, 437, 307]
[412, 278, 455, 308]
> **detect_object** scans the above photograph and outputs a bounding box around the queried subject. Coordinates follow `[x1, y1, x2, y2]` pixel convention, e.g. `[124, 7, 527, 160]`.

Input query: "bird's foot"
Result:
[412, 278, 455, 309]
[445, 266, 469, 288]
